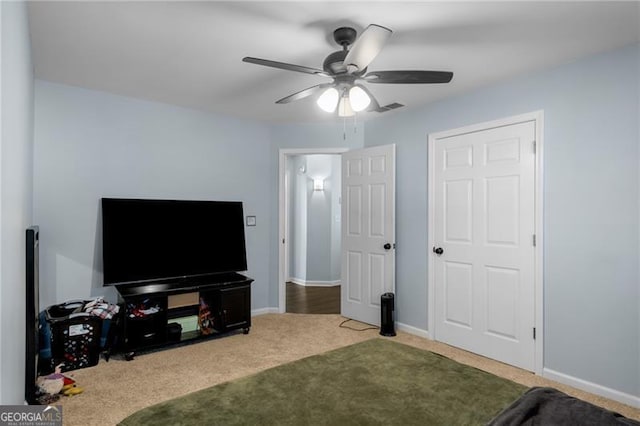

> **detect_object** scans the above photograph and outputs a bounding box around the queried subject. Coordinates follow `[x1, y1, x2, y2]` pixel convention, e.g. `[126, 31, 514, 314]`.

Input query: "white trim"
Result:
[278, 148, 350, 314]
[289, 278, 341, 287]
[533, 111, 545, 375]
[543, 368, 640, 409]
[428, 111, 543, 140]
[251, 307, 279, 317]
[396, 322, 432, 340]
[427, 110, 545, 376]
[427, 126, 437, 346]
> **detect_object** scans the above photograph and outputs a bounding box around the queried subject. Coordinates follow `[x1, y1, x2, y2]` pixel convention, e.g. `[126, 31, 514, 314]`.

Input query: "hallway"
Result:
[285, 282, 340, 314]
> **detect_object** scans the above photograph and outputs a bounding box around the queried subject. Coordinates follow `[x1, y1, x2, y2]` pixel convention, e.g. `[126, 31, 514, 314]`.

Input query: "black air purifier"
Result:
[380, 292, 396, 337]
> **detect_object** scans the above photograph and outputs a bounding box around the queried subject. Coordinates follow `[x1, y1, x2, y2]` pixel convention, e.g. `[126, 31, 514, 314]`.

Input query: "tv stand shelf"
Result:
[115, 273, 253, 360]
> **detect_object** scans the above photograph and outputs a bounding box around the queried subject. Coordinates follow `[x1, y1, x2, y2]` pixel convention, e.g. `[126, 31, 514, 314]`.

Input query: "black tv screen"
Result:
[102, 198, 247, 285]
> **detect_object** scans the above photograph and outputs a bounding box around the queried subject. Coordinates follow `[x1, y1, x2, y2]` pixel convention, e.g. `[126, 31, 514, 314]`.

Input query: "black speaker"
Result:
[25, 226, 39, 404]
[380, 292, 396, 337]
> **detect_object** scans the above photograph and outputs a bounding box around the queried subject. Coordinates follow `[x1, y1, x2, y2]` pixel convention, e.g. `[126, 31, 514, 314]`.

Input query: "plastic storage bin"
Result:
[44, 301, 102, 372]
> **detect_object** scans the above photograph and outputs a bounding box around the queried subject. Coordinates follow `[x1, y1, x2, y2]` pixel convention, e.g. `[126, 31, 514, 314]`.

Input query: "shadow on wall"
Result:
[91, 201, 103, 292]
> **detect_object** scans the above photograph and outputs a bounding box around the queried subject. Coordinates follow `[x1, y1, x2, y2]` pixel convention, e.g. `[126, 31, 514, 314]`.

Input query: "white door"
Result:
[341, 144, 396, 326]
[433, 121, 536, 371]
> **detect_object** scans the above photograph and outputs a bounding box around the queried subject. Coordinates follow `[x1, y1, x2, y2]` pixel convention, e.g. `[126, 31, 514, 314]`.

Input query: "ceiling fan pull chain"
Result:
[343, 118, 347, 140]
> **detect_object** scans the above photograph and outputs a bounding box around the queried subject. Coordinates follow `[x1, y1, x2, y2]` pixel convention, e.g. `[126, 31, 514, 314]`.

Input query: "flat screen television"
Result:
[102, 198, 247, 286]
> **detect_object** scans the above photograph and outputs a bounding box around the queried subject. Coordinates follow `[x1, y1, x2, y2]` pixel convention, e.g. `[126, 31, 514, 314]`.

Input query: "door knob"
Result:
[383, 243, 392, 250]
[433, 247, 444, 255]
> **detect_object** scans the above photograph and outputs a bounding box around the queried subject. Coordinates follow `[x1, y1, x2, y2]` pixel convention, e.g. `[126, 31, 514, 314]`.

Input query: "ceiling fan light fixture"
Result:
[316, 87, 339, 113]
[349, 86, 371, 112]
[338, 93, 355, 117]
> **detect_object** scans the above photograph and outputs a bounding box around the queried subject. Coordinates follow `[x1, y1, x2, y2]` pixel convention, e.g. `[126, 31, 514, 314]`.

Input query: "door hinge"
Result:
[532, 234, 536, 247]
[533, 327, 536, 340]
[282, 238, 285, 244]
[533, 140, 536, 153]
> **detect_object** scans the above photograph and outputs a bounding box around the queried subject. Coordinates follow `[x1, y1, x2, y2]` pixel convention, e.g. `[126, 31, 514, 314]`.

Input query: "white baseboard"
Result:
[388, 326, 639, 408]
[251, 307, 279, 317]
[376, 323, 639, 409]
[543, 368, 640, 408]
[396, 322, 432, 340]
[289, 278, 340, 287]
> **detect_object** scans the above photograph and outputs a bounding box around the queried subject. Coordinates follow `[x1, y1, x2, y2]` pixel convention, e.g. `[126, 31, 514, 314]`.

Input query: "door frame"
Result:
[427, 110, 544, 375]
[278, 148, 349, 313]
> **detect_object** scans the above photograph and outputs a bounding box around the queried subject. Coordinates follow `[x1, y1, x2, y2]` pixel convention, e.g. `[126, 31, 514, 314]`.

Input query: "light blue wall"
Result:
[305, 155, 332, 281]
[365, 44, 640, 397]
[32, 83, 364, 319]
[33, 81, 273, 311]
[0, 0, 35, 404]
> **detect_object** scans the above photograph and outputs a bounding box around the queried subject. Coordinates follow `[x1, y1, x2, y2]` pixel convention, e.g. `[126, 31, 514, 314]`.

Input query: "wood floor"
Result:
[285, 282, 340, 314]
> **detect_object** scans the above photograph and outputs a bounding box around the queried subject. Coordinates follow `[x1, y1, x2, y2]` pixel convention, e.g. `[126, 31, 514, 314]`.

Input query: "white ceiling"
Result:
[27, 1, 640, 124]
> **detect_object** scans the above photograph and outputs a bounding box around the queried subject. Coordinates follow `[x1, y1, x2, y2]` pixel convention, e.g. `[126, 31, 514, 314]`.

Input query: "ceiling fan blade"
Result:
[343, 24, 392, 74]
[243, 57, 331, 77]
[364, 70, 453, 84]
[276, 84, 332, 104]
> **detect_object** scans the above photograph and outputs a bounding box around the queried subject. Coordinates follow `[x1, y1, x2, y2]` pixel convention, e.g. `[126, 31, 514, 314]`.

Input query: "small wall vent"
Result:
[375, 102, 405, 113]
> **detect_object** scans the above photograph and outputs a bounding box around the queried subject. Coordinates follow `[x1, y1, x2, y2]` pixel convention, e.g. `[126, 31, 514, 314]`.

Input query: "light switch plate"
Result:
[246, 216, 256, 226]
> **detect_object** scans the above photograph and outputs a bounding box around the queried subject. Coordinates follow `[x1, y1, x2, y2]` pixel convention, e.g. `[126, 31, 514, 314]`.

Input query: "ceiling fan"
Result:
[242, 24, 453, 116]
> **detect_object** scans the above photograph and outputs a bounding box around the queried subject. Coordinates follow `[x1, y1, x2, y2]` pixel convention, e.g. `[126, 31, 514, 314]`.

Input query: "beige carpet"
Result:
[55, 313, 639, 426]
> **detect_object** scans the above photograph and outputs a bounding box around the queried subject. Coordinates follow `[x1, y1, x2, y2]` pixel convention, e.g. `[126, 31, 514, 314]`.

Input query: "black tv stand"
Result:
[114, 273, 253, 359]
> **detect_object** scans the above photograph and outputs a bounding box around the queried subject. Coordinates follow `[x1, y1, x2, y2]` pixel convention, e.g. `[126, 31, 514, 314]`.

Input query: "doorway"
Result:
[285, 154, 342, 314]
[279, 145, 397, 326]
[427, 111, 544, 374]
[278, 148, 348, 314]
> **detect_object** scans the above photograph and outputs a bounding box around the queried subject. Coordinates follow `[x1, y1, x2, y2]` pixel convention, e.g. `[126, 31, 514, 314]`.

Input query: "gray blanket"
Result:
[488, 387, 639, 426]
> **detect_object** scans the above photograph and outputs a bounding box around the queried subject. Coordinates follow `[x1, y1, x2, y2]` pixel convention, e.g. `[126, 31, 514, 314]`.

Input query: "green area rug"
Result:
[119, 339, 526, 425]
